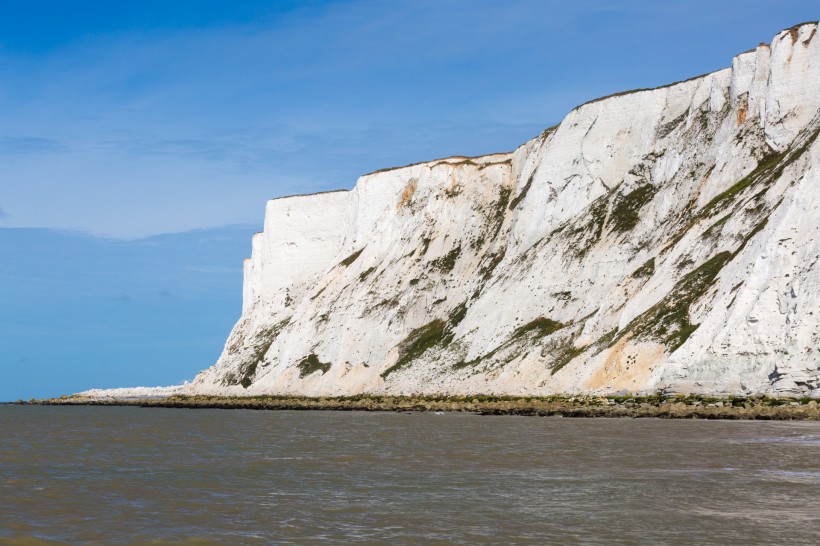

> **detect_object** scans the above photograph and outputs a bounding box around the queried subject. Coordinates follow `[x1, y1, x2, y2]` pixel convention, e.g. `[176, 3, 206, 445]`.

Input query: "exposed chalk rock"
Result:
[149, 24, 820, 398]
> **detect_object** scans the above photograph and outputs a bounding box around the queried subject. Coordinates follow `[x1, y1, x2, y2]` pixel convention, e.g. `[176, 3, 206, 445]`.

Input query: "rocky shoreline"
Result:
[23, 394, 820, 420]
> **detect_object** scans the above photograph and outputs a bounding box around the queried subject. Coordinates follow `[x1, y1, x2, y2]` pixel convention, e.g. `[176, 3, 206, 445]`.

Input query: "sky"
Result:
[0, 226, 256, 401]
[1, 0, 817, 400]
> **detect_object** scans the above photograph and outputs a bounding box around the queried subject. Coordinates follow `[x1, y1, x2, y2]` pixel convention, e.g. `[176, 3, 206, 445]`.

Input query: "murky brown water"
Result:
[1, 406, 819, 545]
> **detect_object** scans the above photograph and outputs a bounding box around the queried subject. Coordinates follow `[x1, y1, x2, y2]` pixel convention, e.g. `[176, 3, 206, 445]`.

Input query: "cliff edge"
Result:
[182, 23, 820, 398]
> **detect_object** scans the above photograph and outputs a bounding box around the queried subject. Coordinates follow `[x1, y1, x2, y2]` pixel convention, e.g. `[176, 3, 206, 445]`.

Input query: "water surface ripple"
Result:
[1, 406, 819, 544]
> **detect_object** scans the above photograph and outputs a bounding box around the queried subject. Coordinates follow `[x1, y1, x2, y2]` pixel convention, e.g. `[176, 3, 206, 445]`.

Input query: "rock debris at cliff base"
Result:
[33, 394, 820, 420]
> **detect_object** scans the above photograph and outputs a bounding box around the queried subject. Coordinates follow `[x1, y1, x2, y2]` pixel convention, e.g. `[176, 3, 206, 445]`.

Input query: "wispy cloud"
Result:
[0, 207, 9, 219]
[0, 137, 67, 156]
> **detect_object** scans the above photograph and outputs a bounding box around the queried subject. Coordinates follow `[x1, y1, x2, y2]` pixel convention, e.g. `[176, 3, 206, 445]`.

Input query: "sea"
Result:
[1, 405, 819, 545]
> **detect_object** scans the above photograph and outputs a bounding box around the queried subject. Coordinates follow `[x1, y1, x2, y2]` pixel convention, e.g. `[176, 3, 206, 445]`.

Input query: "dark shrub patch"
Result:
[340, 248, 365, 267]
[609, 184, 657, 234]
[297, 353, 331, 378]
[382, 320, 451, 379]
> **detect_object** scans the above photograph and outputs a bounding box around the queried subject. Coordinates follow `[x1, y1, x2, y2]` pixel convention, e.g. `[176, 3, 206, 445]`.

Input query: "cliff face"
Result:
[191, 23, 820, 397]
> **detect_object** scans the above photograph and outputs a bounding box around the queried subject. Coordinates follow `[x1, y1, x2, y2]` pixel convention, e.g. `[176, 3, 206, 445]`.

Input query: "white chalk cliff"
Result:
[189, 23, 820, 398]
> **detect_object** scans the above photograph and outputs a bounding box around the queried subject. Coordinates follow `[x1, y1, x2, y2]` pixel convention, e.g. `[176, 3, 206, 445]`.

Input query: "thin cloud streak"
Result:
[0, 137, 68, 156]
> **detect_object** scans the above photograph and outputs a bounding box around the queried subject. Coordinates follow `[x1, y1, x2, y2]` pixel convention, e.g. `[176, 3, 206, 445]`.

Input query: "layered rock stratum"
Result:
[101, 23, 820, 399]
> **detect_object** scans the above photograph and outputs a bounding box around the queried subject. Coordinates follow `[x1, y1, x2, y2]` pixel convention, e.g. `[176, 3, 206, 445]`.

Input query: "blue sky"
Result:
[0, 226, 256, 401]
[1, 1, 817, 400]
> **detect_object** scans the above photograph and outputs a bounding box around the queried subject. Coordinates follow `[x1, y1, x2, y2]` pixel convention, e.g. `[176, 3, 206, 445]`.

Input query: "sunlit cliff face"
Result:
[190, 23, 820, 398]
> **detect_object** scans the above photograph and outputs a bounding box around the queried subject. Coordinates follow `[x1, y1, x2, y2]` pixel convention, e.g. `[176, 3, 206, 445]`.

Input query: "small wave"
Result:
[745, 437, 820, 446]
[759, 469, 820, 481]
